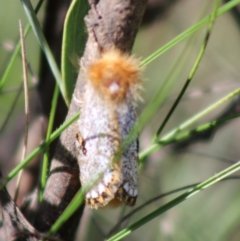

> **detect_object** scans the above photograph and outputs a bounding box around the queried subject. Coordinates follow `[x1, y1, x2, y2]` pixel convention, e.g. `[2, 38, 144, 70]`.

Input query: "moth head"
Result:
[87, 48, 142, 103]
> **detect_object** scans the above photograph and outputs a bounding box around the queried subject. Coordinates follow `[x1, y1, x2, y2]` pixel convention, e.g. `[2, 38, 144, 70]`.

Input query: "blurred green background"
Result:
[0, 0, 43, 173]
[1, 1, 240, 241]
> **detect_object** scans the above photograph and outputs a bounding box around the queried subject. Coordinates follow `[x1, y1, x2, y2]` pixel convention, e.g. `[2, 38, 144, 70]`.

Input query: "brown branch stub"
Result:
[85, 0, 147, 52]
[0, 177, 39, 241]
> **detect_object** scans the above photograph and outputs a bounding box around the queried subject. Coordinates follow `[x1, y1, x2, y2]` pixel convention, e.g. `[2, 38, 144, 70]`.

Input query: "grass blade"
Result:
[140, 0, 240, 67]
[20, 0, 65, 102]
[107, 159, 240, 241]
[0, 112, 79, 189]
[61, 0, 89, 104]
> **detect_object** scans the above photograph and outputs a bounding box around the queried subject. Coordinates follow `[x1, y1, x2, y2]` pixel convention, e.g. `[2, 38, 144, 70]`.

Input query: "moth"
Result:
[76, 48, 142, 209]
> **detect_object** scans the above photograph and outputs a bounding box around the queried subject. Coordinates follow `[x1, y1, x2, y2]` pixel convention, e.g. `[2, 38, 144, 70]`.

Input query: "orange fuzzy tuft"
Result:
[87, 49, 141, 102]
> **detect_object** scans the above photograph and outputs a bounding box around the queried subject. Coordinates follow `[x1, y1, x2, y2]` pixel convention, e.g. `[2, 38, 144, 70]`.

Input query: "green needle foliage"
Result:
[39, 84, 60, 202]
[1, 0, 240, 240]
[20, 0, 64, 101]
[0, 112, 79, 190]
[107, 159, 240, 241]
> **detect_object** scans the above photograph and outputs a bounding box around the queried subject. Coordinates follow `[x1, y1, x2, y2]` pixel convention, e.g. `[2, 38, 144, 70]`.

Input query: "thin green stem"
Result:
[0, 112, 79, 189]
[39, 85, 60, 202]
[20, 0, 65, 102]
[107, 160, 240, 241]
[140, 0, 240, 67]
[140, 88, 240, 160]
[137, 30, 196, 134]
[162, 89, 240, 142]
[13, 20, 30, 202]
[48, 189, 84, 235]
[168, 112, 240, 144]
[106, 176, 240, 238]
[0, 84, 23, 134]
[154, 0, 220, 141]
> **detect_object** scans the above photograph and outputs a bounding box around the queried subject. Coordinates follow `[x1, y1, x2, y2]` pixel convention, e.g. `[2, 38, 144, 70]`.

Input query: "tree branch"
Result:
[35, 0, 147, 239]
